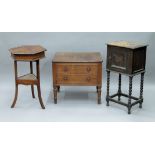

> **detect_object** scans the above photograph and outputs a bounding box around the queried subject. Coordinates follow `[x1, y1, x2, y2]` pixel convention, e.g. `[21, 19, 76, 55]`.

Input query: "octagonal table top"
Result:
[9, 45, 46, 55]
[9, 45, 46, 61]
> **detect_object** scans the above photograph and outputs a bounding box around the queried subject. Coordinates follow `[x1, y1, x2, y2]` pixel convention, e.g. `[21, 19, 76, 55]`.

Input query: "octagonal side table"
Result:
[9, 45, 46, 109]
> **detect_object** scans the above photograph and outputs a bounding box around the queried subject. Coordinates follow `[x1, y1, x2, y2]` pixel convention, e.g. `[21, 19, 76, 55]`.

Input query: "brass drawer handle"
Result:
[63, 67, 68, 72]
[87, 67, 91, 72]
[63, 76, 68, 80]
[87, 77, 91, 81]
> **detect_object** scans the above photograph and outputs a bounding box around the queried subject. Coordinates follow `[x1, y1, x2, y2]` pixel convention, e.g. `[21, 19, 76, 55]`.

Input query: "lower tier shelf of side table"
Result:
[17, 73, 38, 85]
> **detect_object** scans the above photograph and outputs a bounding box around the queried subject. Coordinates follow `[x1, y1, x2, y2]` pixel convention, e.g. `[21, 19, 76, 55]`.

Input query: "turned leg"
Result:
[96, 86, 98, 93]
[139, 72, 144, 108]
[106, 70, 110, 106]
[57, 86, 60, 92]
[11, 61, 18, 108]
[36, 60, 45, 109]
[128, 76, 133, 114]
[53, 85, 57, 104]
[97, 86, 101, 104]
[30, 61, 35, 98]
[118, 74, 122, 101]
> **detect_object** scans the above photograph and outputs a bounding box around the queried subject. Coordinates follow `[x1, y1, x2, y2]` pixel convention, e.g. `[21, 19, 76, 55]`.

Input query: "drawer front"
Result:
[56, 74, 97, 85]
[56, 63, 98, 75]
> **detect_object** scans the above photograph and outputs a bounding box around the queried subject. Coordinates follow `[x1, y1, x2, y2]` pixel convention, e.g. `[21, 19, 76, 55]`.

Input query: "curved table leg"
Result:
[37, 84, 45, 109]
[36, 60, 45, 109]
[30, 61, 35, 98]
[11, 61, 18, 108]
[11, 84, 18, 108]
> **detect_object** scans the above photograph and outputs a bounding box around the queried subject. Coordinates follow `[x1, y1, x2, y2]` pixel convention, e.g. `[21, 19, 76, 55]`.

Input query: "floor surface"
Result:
[0, 74, 155, 122]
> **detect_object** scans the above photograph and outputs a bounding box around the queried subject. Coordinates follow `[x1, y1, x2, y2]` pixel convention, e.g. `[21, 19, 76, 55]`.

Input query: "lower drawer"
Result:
[56, 74, 97, 85]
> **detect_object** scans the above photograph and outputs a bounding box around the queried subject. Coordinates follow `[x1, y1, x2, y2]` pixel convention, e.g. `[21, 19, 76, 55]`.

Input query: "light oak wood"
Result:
[52, 52, 103, 104]
[10, 45, 46, 109]
[9, 45, 46, 61]
[18, 74, 37, 80]
[52, 52, 103, 63]
[57, 74, 97, 85]
[56, 63, 98, 75]
[9, 45, 46, 55]
[17, 74, 38, 85]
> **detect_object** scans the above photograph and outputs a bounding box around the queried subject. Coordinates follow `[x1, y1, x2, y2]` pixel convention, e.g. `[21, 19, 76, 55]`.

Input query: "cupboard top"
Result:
[107, 41, 148, 49]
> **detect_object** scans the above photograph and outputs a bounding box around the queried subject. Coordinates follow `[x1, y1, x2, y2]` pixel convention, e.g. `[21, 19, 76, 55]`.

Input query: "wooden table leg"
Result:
[11, 84, 18, 108]
[139, 72, 144, 108]
[118, 74, 122, 101]
[97, 86, 101, 104]
[30, 61, 35, 98]
[128, 76, 133, 114]
[57, 86, 60, 92]
[53, 85, 57, 104]
[11, 61, 18, 108]
[36, 60, 45, 109]
[106, 70, 110, 106]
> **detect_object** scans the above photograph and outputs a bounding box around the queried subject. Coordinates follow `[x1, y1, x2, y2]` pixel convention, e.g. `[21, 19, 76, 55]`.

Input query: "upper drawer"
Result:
[56, 63, 98, 75]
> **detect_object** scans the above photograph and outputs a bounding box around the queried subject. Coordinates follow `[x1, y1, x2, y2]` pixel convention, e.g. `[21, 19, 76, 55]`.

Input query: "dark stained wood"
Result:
[107, 41, 148, 49]
[132, 47, 146, 74]
[106, 41, 148, 114]
[106, 41, 147, 75]
[52, 52, 103, 104]
[57, 86, 60, 92]
[10, 45, 46, 109]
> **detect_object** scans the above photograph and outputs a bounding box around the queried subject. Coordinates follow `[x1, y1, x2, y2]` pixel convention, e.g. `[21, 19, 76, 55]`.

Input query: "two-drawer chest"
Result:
[52, 52, 103, 104]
